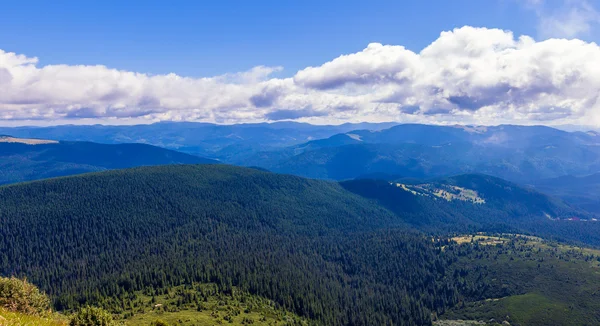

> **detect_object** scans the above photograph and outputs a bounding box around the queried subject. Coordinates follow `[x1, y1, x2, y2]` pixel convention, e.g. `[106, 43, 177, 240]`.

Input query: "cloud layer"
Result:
[2, 26, 600, 126]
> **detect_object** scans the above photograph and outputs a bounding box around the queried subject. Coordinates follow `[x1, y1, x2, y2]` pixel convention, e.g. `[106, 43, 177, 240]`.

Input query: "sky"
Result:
[1, 0, 600, 126]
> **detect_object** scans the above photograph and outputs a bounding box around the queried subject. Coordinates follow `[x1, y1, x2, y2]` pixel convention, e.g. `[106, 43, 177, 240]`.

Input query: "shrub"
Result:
[69, 306, 116, 326]
[0, 276, 50, 315]
[150, 319, 170, 326]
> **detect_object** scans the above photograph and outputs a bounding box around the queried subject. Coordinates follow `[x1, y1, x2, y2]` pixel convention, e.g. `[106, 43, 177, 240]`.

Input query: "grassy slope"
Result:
[0, 284, 304, 326]
[120, 284, 306, 326]
[0, 309, 67, 326]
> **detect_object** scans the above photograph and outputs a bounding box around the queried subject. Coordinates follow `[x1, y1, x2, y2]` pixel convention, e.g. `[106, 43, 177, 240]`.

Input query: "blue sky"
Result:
[1, 0, 600, 126]
[0, 0, 547, 77]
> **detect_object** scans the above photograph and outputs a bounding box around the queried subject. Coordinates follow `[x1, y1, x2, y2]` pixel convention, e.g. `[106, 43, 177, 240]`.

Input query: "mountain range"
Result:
[0, 121, 397, 161]
[4, 123, 600, 184]
[2, 122, 600, 215]
[247, 124, 600, 182]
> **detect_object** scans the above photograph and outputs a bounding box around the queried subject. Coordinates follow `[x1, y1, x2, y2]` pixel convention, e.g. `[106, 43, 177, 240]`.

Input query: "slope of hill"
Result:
[249, 124, 600, 182]
[532, 173, 600, 213]
[340, 174, 599, 244]
[0, 137, 216, 185]
[440, 174, 572, 218]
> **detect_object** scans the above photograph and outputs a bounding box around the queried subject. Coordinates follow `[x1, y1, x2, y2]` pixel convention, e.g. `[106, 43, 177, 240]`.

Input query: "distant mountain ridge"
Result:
[0, 121, 398, 161]
[0, 137, 216, 185]
[250, 124, 600, 182]
[3, 122, 600, 190]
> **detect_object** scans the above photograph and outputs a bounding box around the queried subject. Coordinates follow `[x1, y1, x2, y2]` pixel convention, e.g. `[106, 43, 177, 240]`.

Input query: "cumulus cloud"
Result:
[294, 43, 420, 89]
[294, 26, 600, 125]
[0, 49, 275, 122]
[3, 26, 600, 126]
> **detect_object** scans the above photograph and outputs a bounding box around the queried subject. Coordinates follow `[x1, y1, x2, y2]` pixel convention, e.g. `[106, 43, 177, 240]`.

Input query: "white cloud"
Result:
[3, 26, 600, 126]
[525, 0, 600, 39]
[294, 26, 600, 126]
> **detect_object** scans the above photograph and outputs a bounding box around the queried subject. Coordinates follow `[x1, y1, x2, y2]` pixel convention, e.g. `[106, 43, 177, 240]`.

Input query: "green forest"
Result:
[2, 165, 600, 325]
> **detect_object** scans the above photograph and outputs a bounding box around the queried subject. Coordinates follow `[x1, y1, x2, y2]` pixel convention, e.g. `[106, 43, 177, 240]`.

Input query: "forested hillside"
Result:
[2, 165, 600, 325]
[341, 174, 600, 246]
[0, 165, 445, 325]
[532, 173, 600, 213]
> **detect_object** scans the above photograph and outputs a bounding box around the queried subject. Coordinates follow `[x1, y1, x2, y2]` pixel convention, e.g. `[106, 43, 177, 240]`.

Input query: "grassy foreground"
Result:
[0, 308, 67, 326]
[0, 280, 304, 326]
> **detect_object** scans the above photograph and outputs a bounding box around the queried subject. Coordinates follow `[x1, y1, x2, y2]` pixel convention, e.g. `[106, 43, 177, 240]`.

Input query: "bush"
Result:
[150, 319, 169, 326]
[69, 306, 116, 326]
[0, 276, 50, 315]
